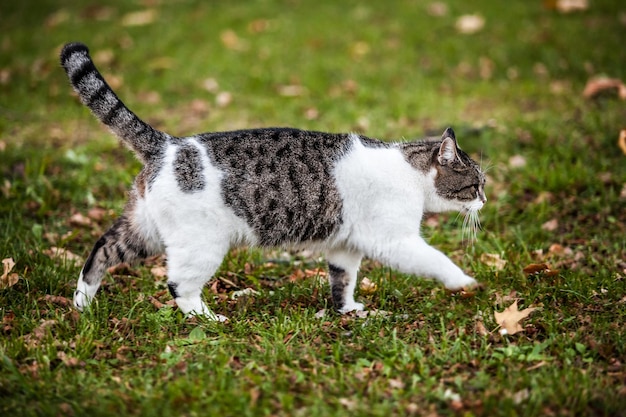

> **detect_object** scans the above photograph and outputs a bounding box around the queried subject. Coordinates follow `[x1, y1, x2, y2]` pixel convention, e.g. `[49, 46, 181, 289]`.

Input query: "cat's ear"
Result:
[442, 127, 456, 141]
[438, 128, 458, 166]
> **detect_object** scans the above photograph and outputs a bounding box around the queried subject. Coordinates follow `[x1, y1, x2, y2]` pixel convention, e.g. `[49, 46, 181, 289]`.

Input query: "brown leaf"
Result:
[87, 207, 109, 222]
[541, 218, 559, 231]
[150, 265, 168, 278]
[41, 294, 71, 307]
[494, 300, 539, 335]
[523, 263, 560, 277]
[618, 130, 626, 156]
[475, 319, 489, 336]
[23, 320, 57, 347]
[495, 290, 518, 305]
[548, 243, 573, 257]
[1, 258, 19, 289]
[149, 296, 166, 309]
[427, 2, 448, 17]
[583, 77, 626, 100]
[69, 212, 92, 227]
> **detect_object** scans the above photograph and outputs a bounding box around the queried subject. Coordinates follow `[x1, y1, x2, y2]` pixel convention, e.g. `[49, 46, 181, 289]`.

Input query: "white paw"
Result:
[209, 313, 229, 322]
[444, 274, 478, 290]
[176, 298, 228, 322]
[73, 290, 91, 312]
[339, 302, 365, 314]
[73, 274, 97, 311]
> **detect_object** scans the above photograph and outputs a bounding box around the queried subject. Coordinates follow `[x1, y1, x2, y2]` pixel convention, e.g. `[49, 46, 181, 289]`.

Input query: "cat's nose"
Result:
[479, 191, 487, 204]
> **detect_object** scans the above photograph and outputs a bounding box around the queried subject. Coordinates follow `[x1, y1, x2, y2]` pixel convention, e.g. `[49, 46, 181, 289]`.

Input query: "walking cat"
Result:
[60, 42, 486, 321]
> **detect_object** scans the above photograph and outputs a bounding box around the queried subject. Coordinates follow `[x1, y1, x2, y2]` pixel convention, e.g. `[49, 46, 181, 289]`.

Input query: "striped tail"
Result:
[60, 42, 167, 163]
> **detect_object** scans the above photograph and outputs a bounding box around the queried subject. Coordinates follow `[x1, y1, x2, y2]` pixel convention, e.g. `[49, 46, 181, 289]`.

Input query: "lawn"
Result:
[1, 0, 625, 416]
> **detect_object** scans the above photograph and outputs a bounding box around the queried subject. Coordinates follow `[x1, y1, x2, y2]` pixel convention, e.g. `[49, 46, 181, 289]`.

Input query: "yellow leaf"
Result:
[618, 130, 626, 156]
[455, 14, 485, 34]
[43, 247, 83, 266]
[121, 9, 157, 27]
[359, 277, 377, 294]
[494, 300, 539, 335]
[1, 257, 19, 289]
[480, 253, 507, 270]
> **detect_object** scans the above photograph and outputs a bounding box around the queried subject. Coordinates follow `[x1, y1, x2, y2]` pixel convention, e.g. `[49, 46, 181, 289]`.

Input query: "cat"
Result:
[60, 42, 486, 321]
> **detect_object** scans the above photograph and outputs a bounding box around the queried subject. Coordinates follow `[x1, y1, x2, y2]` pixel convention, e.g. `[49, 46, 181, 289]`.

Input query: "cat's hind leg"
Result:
[165, 243, 229, 322]
[74, 214, 160, 311]
[326, 248, 364, 314]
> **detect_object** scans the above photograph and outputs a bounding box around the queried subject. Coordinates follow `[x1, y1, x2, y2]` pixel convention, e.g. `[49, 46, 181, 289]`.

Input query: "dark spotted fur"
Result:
[200, 128, 353, 246]
[328, 263, 349, 310]
[174, 145, 206, 193]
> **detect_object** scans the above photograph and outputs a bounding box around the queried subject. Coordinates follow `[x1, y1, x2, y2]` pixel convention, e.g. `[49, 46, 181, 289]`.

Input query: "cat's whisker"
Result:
[461, 208, 482, 244]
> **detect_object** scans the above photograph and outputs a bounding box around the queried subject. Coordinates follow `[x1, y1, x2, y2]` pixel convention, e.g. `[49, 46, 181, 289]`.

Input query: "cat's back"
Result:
[198, 127, 352, 170]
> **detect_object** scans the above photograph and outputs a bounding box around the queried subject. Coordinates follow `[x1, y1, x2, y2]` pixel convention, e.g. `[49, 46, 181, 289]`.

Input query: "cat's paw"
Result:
[206, 312, 229, 322]
[444, 274, 478, 291]
[177, 298, 228, 322]
[339, 302, 365, 314]
[73, 275, 97, 312]
[73, 290, 91, 312]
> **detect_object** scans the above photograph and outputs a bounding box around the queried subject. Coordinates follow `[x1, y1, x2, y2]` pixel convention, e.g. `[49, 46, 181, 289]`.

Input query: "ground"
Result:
[0, 0, 625, 416]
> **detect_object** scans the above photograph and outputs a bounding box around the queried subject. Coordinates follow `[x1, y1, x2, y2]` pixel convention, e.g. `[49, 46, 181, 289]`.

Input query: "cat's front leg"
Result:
[379, 237, 477, 290]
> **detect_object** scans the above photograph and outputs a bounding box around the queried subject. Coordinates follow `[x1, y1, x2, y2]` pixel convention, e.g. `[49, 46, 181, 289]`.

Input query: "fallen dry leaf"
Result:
[455, 14, 485, 34]
[87, 207, 109, 222]
[277, 85, 308, 97]
[121, 9, 157, 26]
[69, 212, 92, 227]
[480, 253, 507, 270]
[475, 319, 489, 336]
[354, 310, 391, 319]
[548, 243, 573, 257]
[1, 257, 19, 289]
[495, 290, 518, 305]
[215, 91, 233, 108]
[583, 77, 626, 100]
[427, 2, 448, 17]
[230, 288, 259, 300]
[554, 0, 589, 13]
[508, 154, 527, 168]
[522, 263, 560, 277]
[541, 218, 559, 232]
[618, 130, 626, 156]
[494, 300, 539, 335]
[150, 265, 167, 278]
[149, 296, 166, 309]
[43, 247, 83, 266]
[359, 277, 377, 294]
[40, 294, 71, 307]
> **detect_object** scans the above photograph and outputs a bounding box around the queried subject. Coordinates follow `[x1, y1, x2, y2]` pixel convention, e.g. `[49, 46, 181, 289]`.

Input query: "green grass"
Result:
[1, 0, 625, 415]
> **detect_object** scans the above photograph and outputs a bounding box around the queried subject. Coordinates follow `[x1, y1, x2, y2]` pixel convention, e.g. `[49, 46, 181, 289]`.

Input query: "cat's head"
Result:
[428, 127, 486, 215]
